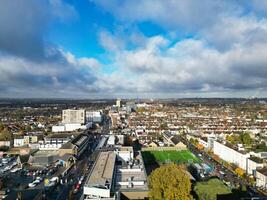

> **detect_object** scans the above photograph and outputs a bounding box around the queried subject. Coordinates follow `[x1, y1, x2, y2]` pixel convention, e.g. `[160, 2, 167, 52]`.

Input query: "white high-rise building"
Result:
[62, 109, 85, 124]
[116, 98, 121, 108]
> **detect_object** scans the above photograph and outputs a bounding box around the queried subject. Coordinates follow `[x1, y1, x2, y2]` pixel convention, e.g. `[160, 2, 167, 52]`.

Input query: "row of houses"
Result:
[213, 140, 267, 189]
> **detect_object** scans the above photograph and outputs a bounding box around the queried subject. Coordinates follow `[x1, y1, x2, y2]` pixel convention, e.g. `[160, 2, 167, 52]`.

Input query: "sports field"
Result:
[142, 150, 200, 164]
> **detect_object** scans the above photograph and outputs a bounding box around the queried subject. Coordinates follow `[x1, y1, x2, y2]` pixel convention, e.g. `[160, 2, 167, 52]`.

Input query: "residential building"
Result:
[247, 157, 264, 176]
[213, 141, 250, 171]
[14, 137, 25, 147]
[256, 167, 267, 189]
[62, 109, 85, 124]
[24, 135, 40, 145]
[116, 99, 121, 108]
[0, 141, 12, 147]
[198, 137, 208, 148]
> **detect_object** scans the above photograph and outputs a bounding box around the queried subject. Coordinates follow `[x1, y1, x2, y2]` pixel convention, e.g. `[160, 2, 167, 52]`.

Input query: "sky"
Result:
[1, 0, 267, 99]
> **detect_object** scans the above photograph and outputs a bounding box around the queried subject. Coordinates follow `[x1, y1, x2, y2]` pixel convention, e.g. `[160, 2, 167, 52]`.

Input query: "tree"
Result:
[0, 123, 4, 132]
[0, 128, 13, 141]
[148, 163, 193, 200]
[240, 132, 252, 146]
[159, 123, 168, 130]
[235, 167, 245, 177]
[189, 138, 198, 145]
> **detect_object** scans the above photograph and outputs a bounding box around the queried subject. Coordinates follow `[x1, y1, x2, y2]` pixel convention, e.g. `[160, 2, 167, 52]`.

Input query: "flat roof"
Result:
[249, 156, 264, 163]
[257, 167, 267, 176]
[33, 150, 58, 156]
[118, 146, 133, 152]
[115, 156, 148, 191]
[86, 151, 116, 187]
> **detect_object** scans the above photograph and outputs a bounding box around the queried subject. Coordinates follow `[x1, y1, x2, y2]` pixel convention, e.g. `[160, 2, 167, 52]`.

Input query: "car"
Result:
[28, 183, 37, 188]
[33, 179, 40, 184]
[73, 183, 81, 194]
[36, 177, 44, 182]
[78, 176, 85, 184]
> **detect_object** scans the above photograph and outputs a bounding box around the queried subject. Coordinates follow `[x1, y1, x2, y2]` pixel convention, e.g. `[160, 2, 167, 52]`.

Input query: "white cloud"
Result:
[92, 0, 242, 31]
[99, 30, 124, 51]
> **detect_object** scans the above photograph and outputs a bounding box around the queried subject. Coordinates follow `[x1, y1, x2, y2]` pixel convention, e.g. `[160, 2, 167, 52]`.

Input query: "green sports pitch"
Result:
[142, 150, 200, 164]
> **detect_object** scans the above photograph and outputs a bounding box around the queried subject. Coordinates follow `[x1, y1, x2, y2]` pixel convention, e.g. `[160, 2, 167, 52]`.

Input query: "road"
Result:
[181, 136, 266, 198]
[3, 116, 108, 200]
[48, 136, 99, 200]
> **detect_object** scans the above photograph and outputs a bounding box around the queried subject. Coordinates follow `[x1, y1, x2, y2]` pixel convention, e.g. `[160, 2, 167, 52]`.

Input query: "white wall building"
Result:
[52, 123, 92, 133]
[247, 157, 264, 176]
[198, 137, 208, 148]
[213, 141, 250, 171]
[52, 125, 65, 132]
[62, 109, 85, 124]
[107, 135, 115, 146]
[86, 111, 102, 123]
[14, 138, 25, 147]
[116, 98, 121, 108]
[256, 168, 267, 189]
[115, 146, 134, 162]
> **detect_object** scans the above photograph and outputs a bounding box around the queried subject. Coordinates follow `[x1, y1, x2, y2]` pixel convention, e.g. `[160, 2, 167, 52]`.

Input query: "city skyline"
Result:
[1, 0, 267, 98]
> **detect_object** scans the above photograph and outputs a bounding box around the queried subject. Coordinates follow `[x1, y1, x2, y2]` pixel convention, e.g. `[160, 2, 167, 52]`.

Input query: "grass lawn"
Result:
[194, 178, 232, 200]
[142, 150, 200, 164]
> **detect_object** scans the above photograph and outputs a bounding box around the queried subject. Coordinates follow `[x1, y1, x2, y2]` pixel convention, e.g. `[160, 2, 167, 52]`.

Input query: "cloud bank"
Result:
[1, 0, 267, 98]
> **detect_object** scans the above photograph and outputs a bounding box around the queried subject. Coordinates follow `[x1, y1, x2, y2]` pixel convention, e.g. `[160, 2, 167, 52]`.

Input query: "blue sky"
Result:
[1, 0, 267, 98]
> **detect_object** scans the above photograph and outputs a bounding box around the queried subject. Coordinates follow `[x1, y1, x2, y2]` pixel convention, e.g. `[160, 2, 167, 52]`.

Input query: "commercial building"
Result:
[59, 133, 90, 157]
[29, 150, 76, 170]
[86, 111, 102, 123]
[52, 123, 92, 133]
[115, 153, 148, 200]
[115, 146, 134, 162]
[39, 133, 74, 150]
[84, 151, 116, 199]
[62, 109, 85, 124]
[83, 147, 148, 200]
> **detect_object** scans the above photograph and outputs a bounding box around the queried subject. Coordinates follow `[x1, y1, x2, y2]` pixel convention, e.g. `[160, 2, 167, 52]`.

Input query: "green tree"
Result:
[148, 163, 193, 200]
[240, 132, 252, 145]
[226, 135, 234, 143]
[0, 123, 4, 132]
[189, 138, 198, 145]
[0, 128, 13, 141]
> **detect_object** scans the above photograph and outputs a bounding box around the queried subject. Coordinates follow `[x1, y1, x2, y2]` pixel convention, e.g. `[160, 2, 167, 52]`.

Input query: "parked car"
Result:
[28, 183, 37, 188]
